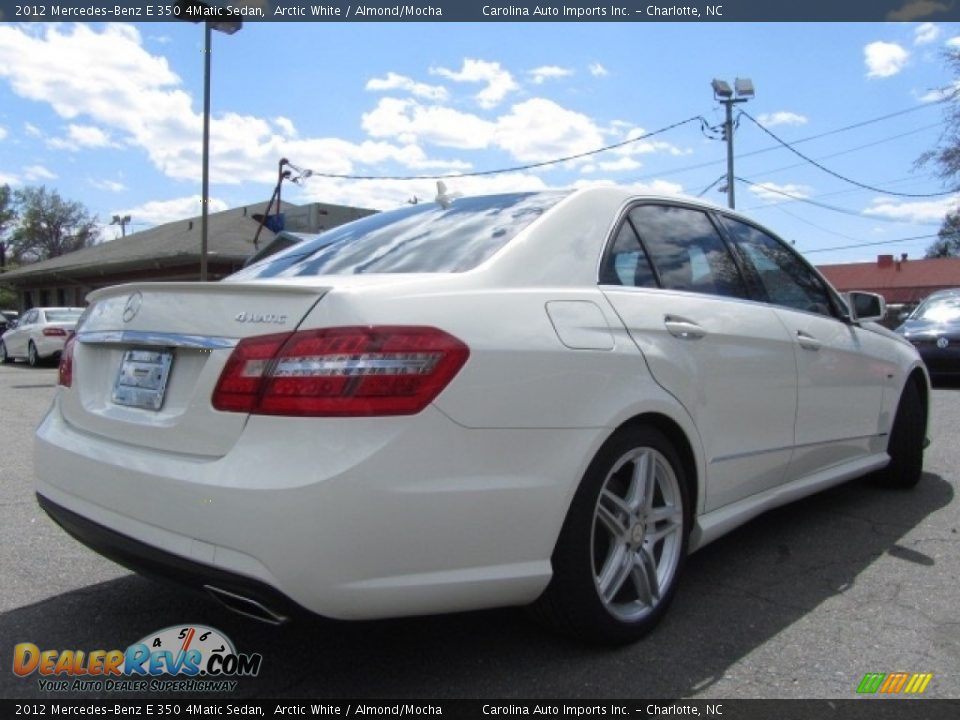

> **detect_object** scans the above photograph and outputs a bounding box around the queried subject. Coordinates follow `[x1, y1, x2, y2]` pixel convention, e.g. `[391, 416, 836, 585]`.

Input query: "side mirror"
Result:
[846, 291, 886, 324]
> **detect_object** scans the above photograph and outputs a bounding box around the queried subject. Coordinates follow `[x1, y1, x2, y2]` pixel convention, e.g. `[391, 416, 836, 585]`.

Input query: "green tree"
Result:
[0, 184, 16, 270]
[7, 186, 99, 263]
[926, 209, 960, 258]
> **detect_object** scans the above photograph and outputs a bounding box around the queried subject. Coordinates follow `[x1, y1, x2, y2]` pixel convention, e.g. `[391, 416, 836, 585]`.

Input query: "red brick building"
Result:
[817, 254, 960, 305]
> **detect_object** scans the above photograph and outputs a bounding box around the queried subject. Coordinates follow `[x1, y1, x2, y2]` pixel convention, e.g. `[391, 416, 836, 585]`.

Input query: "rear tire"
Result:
[872, 379, 925, 489]
[533, 426, 690, 645]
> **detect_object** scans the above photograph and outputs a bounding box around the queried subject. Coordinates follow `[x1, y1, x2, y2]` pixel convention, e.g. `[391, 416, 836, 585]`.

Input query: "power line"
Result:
[741, 110, 953, 198]
[626, 101, 944, 185]
[802, 233, 938, 254]
[293, 116, 705, 181]
[735, 176, 945, 225]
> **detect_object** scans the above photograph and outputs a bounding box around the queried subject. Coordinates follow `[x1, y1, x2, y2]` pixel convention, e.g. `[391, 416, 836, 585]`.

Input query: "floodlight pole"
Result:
[177, 1, 242, 281]
[713, 78, 754, 210]
[201, 21, 212, 281]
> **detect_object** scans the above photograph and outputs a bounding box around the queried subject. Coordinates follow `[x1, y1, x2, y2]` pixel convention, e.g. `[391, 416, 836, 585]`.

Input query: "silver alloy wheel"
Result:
[28, 342, 37, 367]
[590, 446, 684, 623]
[0, 342, 6, 363]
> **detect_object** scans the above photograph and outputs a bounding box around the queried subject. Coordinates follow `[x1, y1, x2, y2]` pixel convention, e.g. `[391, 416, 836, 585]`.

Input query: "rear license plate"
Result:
[112, 349, 174, 411]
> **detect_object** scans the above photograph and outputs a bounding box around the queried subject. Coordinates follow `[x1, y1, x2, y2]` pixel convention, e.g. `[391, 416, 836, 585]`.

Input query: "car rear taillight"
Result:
[212, 326, 469, 416]
[43, 327, 67, 337]
[58, 335, 76, 387]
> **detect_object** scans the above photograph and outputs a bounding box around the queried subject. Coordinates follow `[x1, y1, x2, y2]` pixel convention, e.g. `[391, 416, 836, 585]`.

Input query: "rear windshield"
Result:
[229, 191, 568, 280]
[44, 310, 82, 323]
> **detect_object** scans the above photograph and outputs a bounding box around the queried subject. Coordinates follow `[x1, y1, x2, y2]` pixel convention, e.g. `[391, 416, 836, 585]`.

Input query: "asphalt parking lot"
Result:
[1, 361, 958, 700]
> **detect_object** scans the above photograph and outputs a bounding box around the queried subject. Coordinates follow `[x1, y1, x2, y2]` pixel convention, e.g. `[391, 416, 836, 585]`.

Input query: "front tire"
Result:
[872, 379, 925, 489]
[27, 341, 39, 368]
[0, 341, 9, 364]
[534, 426, 690, 645]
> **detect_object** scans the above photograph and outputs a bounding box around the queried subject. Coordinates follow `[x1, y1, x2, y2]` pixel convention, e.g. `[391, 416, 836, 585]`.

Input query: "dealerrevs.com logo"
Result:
[13, 625, 263, 693]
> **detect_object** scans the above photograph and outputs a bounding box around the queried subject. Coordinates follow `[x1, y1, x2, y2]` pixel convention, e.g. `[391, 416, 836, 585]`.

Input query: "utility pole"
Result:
[711, 78, 755, 209]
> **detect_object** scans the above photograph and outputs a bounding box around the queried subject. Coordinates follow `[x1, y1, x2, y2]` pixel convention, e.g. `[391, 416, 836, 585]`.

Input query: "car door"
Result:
[600, 203, 799, 511]
[718, 216, 890, 482]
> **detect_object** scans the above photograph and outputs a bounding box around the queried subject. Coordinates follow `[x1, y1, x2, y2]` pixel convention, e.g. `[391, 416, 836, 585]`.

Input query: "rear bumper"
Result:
[35, 397, 604, 620]
[37, 493, 305, 624]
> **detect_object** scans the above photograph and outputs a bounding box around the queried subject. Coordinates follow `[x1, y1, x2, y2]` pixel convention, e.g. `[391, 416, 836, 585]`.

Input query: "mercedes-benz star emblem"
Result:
[122, 291, 143, 323]
[937, 337, 950, 349]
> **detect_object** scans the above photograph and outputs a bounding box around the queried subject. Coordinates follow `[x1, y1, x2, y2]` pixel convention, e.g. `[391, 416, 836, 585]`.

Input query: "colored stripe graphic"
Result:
[857, 672, 932, 694]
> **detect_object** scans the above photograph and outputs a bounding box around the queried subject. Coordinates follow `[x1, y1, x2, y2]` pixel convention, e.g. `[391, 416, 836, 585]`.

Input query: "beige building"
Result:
[0, 199, 375, 311]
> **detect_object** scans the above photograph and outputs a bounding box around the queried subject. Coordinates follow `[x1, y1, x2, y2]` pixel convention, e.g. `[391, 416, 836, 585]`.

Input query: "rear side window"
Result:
[599, 221, 658, 288]
[628, 205, 747, 299]
[721, 217, 834, 317]
[230, 192, 569, 279]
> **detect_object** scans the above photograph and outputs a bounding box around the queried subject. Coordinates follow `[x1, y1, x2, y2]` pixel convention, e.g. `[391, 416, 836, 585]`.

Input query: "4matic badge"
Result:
[12, 624, 262, 693]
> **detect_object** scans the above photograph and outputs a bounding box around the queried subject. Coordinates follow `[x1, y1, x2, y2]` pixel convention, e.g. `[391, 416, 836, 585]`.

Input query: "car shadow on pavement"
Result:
[0, 472, 953, 700]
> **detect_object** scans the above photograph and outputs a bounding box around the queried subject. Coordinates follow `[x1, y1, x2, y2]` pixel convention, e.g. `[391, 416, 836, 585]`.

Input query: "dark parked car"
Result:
[896, 289, 960, 379]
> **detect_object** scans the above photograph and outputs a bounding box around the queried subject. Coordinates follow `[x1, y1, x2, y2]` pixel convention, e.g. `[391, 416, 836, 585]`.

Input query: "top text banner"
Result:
[2, 0, 960, 22]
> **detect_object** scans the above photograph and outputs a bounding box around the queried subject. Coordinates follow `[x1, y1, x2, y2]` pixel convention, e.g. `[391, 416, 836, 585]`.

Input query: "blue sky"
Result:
[0, 20, 958, 265]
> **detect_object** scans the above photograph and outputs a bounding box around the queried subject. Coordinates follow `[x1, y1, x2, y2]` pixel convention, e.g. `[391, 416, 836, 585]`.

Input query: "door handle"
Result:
[664, 316, 706, 340]
[796, 330, 821, 351]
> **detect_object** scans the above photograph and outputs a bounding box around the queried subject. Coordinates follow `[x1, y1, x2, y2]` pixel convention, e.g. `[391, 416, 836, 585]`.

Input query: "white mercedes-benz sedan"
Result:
[35, 188, 929, 644]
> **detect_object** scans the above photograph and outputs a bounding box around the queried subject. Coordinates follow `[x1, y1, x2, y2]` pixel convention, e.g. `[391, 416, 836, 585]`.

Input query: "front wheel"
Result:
[0, 341, 9, 364]
[533, 426, 690, 645]
[27, 341, 40, 368]
[872, 380, 925, 489]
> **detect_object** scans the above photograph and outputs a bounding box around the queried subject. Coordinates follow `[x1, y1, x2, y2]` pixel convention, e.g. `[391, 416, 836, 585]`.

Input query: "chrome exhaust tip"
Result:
[204, 585, 289, 626]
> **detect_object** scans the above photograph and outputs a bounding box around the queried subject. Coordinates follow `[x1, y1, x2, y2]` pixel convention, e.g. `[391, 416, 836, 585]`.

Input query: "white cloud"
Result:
[362, 98, 496, 149]
[0, 24, 475, 186]
[612, 127, 692, 158]
[366, 72, 448, 102]
[89, 178, 127, 193]
[295, 172, 550, 212]
[864, 41, 910, 78]
[947, 36, 960, 49]
[914, 22, 941, 45]
[494, 98, 605, 163]
[0, 125, 7, 141]
[755, 111, 809, 127]
[47, 123, 115, 150]
[0, 172, 18, 185]
[24, 164, 57, 181]
[588, 63, 608, 77]
[596, 157, 642, 172]
[114, 195, 229, 227]
[430, 59, 518, 108]
[528, 66, 573, 84]
[748, 182, 813, 203]
[273, 116, 297, 138]
[864, 195, 959, 223]
[572, 178, 684, 196]
[24, 122, 42, 137]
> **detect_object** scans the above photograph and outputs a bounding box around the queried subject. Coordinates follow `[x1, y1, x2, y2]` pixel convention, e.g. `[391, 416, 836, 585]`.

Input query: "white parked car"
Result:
[0, 307, 84, 367]
[34, 189, 929, 644]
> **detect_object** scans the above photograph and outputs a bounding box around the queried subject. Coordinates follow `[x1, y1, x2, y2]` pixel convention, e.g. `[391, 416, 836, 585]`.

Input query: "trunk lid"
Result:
[62, 282, 328, 457]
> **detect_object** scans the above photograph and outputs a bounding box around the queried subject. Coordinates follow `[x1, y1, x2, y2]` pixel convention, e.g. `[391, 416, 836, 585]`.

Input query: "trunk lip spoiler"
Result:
[76, 330, 239, 350]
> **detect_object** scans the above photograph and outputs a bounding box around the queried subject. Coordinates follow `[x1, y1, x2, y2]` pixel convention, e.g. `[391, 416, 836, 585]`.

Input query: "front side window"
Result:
[230, 192, 569, 280]
[721, 217, 834, 317]
[628, 205, 747, 299]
